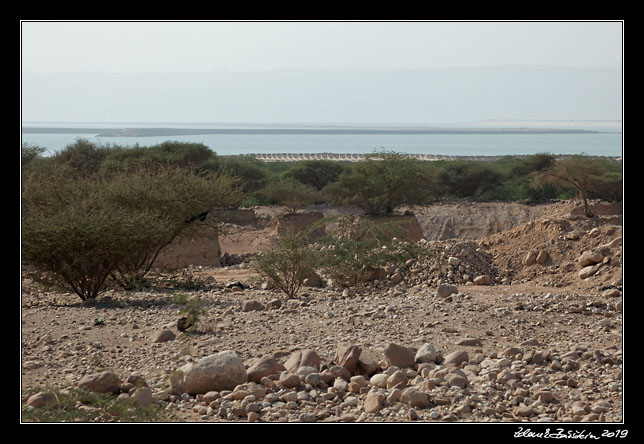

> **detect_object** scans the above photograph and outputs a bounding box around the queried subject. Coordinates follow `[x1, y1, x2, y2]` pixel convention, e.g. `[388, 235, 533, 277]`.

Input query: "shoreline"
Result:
[21, 127, 607, 137]
[249, 153, 622, 162]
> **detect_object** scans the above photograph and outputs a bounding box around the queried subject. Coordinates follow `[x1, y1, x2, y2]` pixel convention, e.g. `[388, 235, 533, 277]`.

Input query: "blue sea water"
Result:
[20, 125, 623, 158]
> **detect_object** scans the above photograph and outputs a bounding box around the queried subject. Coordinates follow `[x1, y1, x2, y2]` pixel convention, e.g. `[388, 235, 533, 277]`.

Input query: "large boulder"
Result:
[78, 371, 122, 394]
[415, 343, 438, 363]
[334, 343, 362, 374]
[284, 349, 321, 373]
[442, 350, 469, 367]
[384, 343, 416, 369]
[246, 356, 287, 383]
[578, 250, 604, 267]
[437, 284, 458, 298]
[171, 350, 246, 395]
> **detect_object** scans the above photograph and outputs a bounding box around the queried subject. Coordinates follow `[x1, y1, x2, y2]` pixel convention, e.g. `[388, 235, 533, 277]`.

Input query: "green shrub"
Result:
[536, 155, 622, 216]
[52, 139, 120, 177]
[21, 143, 46, 166]
[173, 293, 208, 332]
[281, 160, 346, 190]
[435, 160, 504, 199]
[255, 179, 321, 213]
[323, 151, 430, 215]
[99, 141, 214, 174]
[21, 164, 243, 300]
[253, 229, 319, 298]
[316, 215, 425, 288]
[203, 155, 268, 193]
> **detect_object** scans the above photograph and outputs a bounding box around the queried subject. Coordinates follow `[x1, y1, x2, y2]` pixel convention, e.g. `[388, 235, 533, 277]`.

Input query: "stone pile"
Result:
[34, 336, 619, 423]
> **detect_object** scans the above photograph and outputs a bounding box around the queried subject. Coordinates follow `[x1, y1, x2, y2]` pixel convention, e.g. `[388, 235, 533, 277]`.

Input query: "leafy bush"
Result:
[253, 229, 320, 298]
[316, 215, 425, 288]
[536, 155, 622, 216]
[173, 293, 208, 332]
[435, 160, 504, 199]
[21, 143, 46, 166]
[255, 179, 321, 213]
[106, 165, 243, 285]
[281, 160, 346, 190]
[202, 154, 268, 193]
[323, 151, 430, 215]
[52, 139, 120, 177]
[21, 164, 243, 300]
[21, 168, 171, 300]
[99, 141, 214, 174]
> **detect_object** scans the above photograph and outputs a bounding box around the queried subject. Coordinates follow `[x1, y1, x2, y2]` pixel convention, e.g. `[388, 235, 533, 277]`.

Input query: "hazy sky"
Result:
[20, 21, 623, 123]
[22, 21, 622, 72]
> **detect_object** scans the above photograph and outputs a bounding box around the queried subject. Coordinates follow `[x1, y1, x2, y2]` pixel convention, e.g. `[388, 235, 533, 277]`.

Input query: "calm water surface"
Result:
[21, 125, 623, 157]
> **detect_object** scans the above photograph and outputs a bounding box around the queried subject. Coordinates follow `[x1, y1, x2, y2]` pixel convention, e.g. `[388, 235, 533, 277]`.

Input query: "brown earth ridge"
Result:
[21, 199, 623, 423]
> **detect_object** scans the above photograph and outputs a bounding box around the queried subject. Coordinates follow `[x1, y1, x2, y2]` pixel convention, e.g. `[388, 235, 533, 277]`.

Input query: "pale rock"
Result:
[444, 372, 468, 389]
[334, 343, 362, 374]
[535, 390, 554, 403]
[602, 288, 621, 298]
[284, 349, 321, 372]
[400, 387, 430, 408]
[536, 250, 549, 265]
[79, 371, 122, 394]
[152, 328, 175, 343]
[515, 405, 534, 417]
[442, 350, 469, 367]
[369, 373, 389, 388]
[387, 388, 402, 403]
[437, 283, 458, 298]
[350, 375, 367, 388]
[363, 391, 385, 413]
[523, 251, 537, 266]
[456, 337, 483, 347]
[474, 275, 492, 285]
[448, 256, 461, 266]
[132, 386, 154, 404]
[579, 264, 601, 279]
[246, 356, 286, 383]
[26, 391, 56, 408]
[415, 343, 438, 363]
[241, 300, 264, 312]
[172, 351, 246, 395]
[386, 370, 409, 389]
[278, 371, 301, 388]
[295, 366, 318, 378]
[578, 251, 604, 267]
[384, 343, 416, 368]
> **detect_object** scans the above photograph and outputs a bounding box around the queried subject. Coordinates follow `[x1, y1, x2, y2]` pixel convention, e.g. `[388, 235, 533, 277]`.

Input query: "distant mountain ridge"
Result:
[21, 65, 622, 123]
[21, 126, 601, 137]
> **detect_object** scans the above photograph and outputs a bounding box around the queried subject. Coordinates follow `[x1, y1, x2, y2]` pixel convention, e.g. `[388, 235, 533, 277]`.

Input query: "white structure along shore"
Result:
[250, 153, 621, 162]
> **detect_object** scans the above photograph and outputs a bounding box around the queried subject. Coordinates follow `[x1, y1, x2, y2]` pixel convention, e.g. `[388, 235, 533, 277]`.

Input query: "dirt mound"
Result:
[409, 201, 579, 241]
[482, 215, 622, 290]
[216, 201, 623, 293]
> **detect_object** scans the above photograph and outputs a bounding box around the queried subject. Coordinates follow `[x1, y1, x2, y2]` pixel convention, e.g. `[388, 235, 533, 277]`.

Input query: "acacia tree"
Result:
[105, 165, 243, 287]
[323, 151, 429, 215]
[257, 179, 320, 214]
[537, 155, 616, 217]
[22, 164, 243, 299]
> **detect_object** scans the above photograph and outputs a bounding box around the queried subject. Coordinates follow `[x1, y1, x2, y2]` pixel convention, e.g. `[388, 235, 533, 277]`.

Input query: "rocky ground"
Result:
[20, 200, 623, 423]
